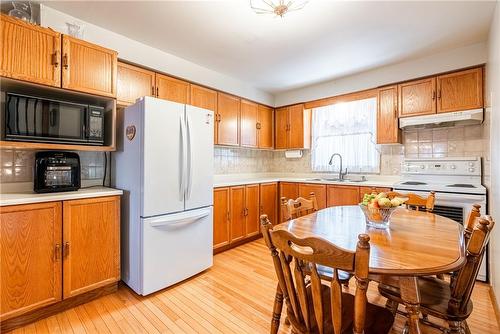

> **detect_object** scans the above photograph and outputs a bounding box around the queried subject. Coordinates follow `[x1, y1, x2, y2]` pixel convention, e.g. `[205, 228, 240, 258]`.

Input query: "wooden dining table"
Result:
[274, 205, 467, 334]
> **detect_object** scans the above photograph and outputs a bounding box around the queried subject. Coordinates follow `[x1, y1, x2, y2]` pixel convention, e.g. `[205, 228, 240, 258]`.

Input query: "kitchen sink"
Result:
[304, 177, 367, 183]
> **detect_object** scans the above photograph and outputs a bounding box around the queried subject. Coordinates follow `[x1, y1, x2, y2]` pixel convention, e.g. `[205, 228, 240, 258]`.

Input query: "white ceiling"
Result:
[43, 1, 495, 94]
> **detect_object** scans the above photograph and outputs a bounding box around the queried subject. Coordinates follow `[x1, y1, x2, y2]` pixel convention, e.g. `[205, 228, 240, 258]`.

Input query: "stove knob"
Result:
[469, 168, 475, 172]
[405, 167, 410, 172]
[450, 164, 456, 169]
[469, 162, 475, 167]
[420, 165, 425, 169]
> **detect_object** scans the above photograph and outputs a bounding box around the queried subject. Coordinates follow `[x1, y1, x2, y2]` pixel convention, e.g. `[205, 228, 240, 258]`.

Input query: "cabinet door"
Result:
[117, 62, 155, 106]
[258, 105, 274, 149]
[156, 74, 190, 104]
[280, 182, 299, 201]
[275, 107, 288, 149]
[245, 184, 260, 237]
[62, 196, 120, 298]
[217, 93, 240, 146]
[327, 186, 360, 207]
[437, 68, 483, 113]
[240, 99, 258, 148]
[62, 35, 117, 97]
[190, 84, 217, 111]
[398, 77, 436, 117]
[288, 104, 305, 149]
[230, 186, 246, 242]
[299, 183, 327, 209]
[213, 188, 230, 250]
[0, 14, 61, 87]
[377, 86, 401, 144]
[260, 182, 278, 226]
[0, 202, 62, 321]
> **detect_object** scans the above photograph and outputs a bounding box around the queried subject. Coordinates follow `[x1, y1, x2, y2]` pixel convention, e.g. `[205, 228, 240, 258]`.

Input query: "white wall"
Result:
[487, 2, 500, 307]
[275, 42, 488, 106]
[40, 5, 274, 106]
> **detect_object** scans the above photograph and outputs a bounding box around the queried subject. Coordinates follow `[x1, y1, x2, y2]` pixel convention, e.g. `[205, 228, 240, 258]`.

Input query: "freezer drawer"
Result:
[139, 207, 213, 295]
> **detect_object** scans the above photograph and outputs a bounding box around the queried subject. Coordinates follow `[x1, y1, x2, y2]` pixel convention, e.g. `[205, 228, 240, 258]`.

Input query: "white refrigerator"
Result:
[113, 97, 213, 296]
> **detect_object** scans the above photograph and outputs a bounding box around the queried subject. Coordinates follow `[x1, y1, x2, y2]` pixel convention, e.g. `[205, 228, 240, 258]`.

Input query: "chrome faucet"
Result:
[328, 153, 348, 181]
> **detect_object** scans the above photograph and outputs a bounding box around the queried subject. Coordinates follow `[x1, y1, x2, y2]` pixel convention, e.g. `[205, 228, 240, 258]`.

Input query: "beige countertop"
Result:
[0, 186, 123, 207]
[213, 173, 399, 188]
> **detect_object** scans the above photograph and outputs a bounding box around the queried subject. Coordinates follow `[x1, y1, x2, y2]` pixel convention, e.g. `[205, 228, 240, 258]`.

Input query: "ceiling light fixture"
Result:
[250, 0, 309, 18]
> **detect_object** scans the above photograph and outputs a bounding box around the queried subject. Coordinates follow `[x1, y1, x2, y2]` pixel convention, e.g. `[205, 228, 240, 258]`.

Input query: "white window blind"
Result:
[311, 97, 380, 173]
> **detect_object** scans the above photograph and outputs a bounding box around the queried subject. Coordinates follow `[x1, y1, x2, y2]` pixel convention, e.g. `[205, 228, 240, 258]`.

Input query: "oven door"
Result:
[5, 93, 87, 143]
[393, 188, 488, 282]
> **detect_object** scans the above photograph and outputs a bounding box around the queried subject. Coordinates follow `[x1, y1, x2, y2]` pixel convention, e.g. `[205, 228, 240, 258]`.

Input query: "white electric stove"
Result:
[393, 157, 488, 281]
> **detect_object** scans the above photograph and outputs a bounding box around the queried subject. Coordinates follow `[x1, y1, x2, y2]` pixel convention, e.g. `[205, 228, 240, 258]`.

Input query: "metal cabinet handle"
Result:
[437, 89, 442, 99]
[151, 86, 155, 96]
[156, 87, 159, 97]
[432, 91, 436, 100]
[256, 122, 261, 129]
[52, 51, 60, 68]
[54, 244, 61, 260]
[63, 242, 70, 258]
[62, 54, 69, 69]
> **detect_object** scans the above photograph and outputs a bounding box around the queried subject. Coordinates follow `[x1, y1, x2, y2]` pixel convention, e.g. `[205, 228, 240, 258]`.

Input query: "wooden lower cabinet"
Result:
[327, 185, 360, 207]
[245, 184, 260, 237]
[279, 182, 299, 223]
[230, 186, 246, 243]
[0, 196, 121, 326]
[213, 187, 230, 250]
[299, 183, 327, 209]
[0, 202, 62, 321]
[62, 196, 120, 298]
[260, 182, 278, 225]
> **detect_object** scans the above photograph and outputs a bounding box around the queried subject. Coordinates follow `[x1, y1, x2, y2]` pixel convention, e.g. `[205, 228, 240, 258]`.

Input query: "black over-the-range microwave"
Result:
[3, 92, 105, 145]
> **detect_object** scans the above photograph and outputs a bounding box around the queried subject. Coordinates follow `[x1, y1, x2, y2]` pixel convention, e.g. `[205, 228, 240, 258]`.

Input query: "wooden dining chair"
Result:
[261, 214, 395, 334]
[281, 192, 319, 222]
[386, 191, 436, 212]
[378, 216, 494, 334]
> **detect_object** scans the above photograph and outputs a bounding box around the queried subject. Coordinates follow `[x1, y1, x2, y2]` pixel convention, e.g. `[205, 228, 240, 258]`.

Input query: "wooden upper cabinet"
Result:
[245, 184, 260, 237]
[217, 92, 240, 146]
[230, 186, 246, 242]
[258, 105, 274, 149]
[62, 196, 120, 298]
[240, 99, 258, 148]
[398, 77, 436, 117]
[288, 104, 310, 149]
[0, 14, 61, 87]
[0, 202, 62, 321]
[61, 35, 117, 98]
[155, 73, 190, 104]
[213, 187, 230, 250]
[117, 62, 155, 106]
[437, 67, 483, 113]
[275, 104, 311, 149]
[275, 107, 288, 149]
[190, 84, 217, 111]
[327, 185, 360, 207]
[299, 183, 327, 210]
[377, 86, 401, 144]
[260, 182, 278, 226]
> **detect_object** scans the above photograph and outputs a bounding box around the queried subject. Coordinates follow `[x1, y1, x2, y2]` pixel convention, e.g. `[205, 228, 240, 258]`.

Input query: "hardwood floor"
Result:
[10, 239, 500, 333]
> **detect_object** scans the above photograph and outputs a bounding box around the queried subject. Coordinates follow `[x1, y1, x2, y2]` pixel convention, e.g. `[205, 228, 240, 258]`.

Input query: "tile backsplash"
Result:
[0, 150, 106, 183]
[214, 123, 490, 178]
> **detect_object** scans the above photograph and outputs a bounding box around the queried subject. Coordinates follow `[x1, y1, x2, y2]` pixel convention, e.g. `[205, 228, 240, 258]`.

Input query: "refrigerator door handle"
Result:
[179, 115, 188, 201]
[186, 113, 193, 200]
[148, 210, 210, 228]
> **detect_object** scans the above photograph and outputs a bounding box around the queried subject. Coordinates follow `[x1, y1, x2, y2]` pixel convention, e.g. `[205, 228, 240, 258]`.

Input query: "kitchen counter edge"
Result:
[0, 187, 124, 207]
[213, 178, 396, 189]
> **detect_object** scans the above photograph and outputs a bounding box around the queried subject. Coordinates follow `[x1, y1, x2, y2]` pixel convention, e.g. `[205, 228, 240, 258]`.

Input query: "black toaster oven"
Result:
[34, 151, 81, 193]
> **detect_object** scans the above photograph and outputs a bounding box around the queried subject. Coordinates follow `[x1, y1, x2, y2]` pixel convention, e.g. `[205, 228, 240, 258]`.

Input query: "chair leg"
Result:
[448, 320, 462, 334]
[271, 285, 284, 334]
[385, 299, 399, 316]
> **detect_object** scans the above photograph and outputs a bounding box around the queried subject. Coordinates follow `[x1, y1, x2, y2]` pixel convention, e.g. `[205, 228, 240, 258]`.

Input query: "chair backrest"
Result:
[281, 192, 318, 222]
[260, 214, 370, 334]
[449, 216, 495, 315]
[463, 204, 481, 244]
[386, 191, 436, 212]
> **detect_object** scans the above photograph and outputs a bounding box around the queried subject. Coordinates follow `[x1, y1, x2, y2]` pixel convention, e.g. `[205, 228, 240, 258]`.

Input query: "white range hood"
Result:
[399, 108, 483, 129]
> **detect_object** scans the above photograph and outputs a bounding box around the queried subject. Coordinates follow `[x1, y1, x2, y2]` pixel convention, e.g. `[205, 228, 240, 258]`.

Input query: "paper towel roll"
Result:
[285, 150, 303, 159]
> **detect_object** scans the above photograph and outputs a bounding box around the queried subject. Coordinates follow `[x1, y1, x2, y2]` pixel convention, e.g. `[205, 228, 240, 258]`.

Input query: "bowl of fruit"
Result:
[359, 192, 408, 229]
